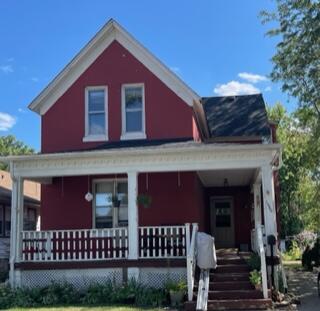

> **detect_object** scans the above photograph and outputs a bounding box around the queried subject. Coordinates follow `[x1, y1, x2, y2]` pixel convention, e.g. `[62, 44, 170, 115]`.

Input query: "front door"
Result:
[210, 197, 235, 248]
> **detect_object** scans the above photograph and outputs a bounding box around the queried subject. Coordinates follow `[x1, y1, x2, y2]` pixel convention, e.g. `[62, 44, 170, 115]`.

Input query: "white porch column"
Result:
[9, 176, 24, 287]
[261, 164, 278, 247]
[253, 183, 262, 229]
[127, 171, 139, 281]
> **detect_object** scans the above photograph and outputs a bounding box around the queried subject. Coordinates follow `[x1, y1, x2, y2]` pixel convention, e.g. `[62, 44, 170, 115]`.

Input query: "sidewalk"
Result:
[286, 266, 319, 311]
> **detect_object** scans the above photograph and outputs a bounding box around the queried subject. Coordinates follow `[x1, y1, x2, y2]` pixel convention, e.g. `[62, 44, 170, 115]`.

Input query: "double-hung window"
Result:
[121, 84, 146, 140]
[84, 87, 108, 142]
[93, 180, 128, 228]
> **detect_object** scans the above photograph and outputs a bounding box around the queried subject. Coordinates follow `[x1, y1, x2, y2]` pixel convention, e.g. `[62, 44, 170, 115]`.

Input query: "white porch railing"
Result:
[21, 228, 128, 262]
[187, 223, 198, 301]
[139, 225, 187, 258]
[21, 224, 193, 262]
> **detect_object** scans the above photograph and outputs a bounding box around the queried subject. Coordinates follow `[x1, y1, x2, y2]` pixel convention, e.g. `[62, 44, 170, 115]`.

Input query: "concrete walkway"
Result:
[286, 267, 319, 311]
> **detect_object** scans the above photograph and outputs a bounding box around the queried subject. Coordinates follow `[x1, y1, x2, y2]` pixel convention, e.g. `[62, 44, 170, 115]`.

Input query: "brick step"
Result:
[211, 273, 250, 282]
[215, 265, 250, 273]
[185, 299, 272, 310]
[209, 281, 254, 291]
[208, 289, 263, 300]
[194, 281, 254, 291]
[217, 258, 247, 265]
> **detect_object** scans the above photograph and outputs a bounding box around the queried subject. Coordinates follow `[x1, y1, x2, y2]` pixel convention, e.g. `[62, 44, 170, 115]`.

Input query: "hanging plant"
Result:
[112, 194, 121, 208]
[137, 194, 152, 208]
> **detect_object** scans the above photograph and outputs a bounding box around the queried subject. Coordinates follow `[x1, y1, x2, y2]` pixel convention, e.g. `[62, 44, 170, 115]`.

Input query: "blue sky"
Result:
[0, 0, 293, 151]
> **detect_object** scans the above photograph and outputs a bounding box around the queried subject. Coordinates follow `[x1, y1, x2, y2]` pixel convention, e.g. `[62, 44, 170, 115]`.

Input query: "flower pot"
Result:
[254, 283, 262, 290]
[169, 290, 184, 306]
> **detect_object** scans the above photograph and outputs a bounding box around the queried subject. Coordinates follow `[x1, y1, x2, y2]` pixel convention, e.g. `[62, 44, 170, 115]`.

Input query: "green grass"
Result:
[7, 307, 162, 311]
[283, 260, 302, 270]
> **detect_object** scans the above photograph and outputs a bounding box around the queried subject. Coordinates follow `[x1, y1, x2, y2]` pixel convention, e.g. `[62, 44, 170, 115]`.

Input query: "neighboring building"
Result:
[1, 19, 281, 309]
[0, 170, 40, 271]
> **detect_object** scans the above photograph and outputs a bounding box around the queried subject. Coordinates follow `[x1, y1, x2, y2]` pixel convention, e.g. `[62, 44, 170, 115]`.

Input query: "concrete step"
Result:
[208, 289, 263, 300]
[185, 298, 272, 310]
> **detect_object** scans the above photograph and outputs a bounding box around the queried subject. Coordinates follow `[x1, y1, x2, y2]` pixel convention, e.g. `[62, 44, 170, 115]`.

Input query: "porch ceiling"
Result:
[197, 168, 256, 187]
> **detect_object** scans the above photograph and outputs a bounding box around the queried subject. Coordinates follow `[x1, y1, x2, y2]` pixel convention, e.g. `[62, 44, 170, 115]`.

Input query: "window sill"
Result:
[120, 133, 147, 141]
[83, 135, 108, 142]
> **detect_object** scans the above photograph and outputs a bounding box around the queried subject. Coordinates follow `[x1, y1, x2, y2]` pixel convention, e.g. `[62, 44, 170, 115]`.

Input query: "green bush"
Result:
[282, 241, 302, 261]
[0, 280, 168, 309]
[249, 270, 261, 286]
[246, 253, 261, 271]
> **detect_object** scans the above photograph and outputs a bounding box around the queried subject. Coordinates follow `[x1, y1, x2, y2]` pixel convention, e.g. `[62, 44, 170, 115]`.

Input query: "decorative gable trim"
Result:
[29, 19, 200, 115]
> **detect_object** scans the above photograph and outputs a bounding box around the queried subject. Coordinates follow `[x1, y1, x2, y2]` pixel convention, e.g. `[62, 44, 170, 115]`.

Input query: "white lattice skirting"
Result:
[139, 267, 187, 288]
[18, 268, 123, 289]
[16, 267, 187, 289]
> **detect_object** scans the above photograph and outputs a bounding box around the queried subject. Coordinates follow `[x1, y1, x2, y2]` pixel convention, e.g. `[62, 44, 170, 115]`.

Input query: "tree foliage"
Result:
[268, 103, 320, 236]
[261, 0, 320, 118]
[0, 135, 34, 170]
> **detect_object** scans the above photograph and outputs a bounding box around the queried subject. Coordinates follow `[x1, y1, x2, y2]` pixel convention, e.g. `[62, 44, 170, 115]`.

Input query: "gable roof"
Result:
[29, 19, 200, 115]
[201, 94, 271, 140]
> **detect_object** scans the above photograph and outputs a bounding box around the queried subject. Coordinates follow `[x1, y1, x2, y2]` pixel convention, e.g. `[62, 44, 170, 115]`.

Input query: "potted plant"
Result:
[137, 194, 152, 208]
[249, 270, 262, 290]
[165, 280, 187, 306]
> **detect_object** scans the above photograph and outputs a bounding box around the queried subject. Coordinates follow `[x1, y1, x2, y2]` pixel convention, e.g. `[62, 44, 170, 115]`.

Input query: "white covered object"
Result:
[196, 232, 217, 269]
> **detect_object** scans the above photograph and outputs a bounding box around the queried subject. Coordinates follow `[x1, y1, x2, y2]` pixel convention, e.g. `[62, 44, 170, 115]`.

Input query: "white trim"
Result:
[2, 144, 282, 180]
[121, 83, 146, 140]
[83, 86, 108, 142]
[28, 19, 200, 115]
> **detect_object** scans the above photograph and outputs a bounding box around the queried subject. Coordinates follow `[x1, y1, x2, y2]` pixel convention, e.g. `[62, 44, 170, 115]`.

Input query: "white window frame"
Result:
[121, 83, 146, 140]
[83, 86, 108, 142]
[92, 178, 128, 229]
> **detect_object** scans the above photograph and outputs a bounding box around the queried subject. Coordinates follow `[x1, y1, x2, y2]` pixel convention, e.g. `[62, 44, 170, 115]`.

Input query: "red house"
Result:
[2, 20, 282, 310]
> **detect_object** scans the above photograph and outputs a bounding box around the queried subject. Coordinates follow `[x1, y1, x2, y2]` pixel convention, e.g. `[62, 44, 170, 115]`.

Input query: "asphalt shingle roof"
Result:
[202, 94, 271, 138]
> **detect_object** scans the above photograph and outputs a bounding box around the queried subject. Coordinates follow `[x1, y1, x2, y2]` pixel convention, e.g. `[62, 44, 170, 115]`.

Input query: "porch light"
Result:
[85, 175, 93, 202]
[85, 192, 93, 202]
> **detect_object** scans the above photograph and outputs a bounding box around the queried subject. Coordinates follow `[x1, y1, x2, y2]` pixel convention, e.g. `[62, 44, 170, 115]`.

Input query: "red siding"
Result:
[41, 41, 195, 153]
[41, 172, 205, 230]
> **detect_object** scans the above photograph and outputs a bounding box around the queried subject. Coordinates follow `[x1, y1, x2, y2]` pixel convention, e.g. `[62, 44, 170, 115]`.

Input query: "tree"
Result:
[0, 135, 34, 170]
[268, 102, 320, 236]
[261, 0, 320, 119]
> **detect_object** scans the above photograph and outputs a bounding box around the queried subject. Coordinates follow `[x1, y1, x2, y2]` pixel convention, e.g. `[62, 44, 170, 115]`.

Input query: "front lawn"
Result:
[7, 306, 161, 311]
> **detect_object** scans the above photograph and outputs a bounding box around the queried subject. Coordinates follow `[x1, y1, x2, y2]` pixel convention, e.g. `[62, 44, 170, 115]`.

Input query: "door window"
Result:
[215, 201, 231, 227]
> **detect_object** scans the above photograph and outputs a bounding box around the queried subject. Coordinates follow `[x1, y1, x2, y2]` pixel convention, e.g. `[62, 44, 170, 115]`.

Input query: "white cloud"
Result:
[214, 80, 260, 96]
[238, 72, 268, 84]
[0, 65, 13, 74]
[264, 86, 272, 92]
[6, 57, 14, 62]
[18, 108, 26, 113]
[170, 66, 180, 73]
[31, 77, 39, 82]
[0, 112, 16, 131]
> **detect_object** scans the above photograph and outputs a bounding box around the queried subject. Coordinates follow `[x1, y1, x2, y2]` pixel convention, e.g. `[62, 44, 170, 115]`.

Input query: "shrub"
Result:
[0, 285, 14, 309]
[282, 240, 302, 261]
[246, 252, 261, 271]
[0, 279, 169, 309]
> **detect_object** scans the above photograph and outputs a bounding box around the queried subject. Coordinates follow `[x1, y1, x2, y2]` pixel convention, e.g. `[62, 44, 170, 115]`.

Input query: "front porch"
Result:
[3, 142, 281, 294]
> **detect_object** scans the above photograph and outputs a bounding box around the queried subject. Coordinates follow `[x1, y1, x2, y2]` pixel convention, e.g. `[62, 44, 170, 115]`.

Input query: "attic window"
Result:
[121, 83, 146, 140]
[83, 86, 108, 142]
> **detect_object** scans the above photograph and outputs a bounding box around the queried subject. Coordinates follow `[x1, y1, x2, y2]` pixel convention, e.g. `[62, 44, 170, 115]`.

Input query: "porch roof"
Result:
[0, 141, 282, 179]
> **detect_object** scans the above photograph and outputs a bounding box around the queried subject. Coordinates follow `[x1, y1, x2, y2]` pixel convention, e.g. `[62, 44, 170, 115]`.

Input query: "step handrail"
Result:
[187, 223, 198, 301]
[257, 224, 268, 299]
[196, 269, 210, 311]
